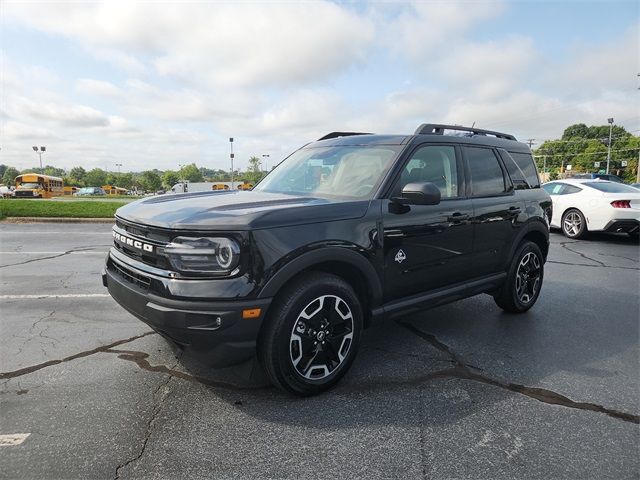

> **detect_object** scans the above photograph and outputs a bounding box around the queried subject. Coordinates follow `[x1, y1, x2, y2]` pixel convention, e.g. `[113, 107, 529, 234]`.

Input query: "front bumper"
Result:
[103, 251, 271, 366]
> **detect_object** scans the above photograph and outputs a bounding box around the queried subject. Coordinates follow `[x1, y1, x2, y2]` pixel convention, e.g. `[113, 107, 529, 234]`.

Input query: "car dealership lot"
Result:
[1, 223, 638, 479]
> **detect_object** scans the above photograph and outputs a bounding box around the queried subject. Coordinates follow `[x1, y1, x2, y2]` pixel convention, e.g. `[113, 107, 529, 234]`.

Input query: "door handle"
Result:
[508, 206, 522, 214]
[447, 212, 469, 222]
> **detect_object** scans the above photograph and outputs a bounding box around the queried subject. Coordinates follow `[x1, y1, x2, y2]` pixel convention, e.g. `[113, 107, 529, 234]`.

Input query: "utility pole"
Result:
[606, 118, 614, 174]
[526, 139, 535, 148]
[229, 137, 235, 189]
[262, 154, 270, 172]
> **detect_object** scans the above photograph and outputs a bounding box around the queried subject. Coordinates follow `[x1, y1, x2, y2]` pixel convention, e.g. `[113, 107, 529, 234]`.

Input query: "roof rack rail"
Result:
[414, 123, 516, 141]
[317, 132, 372, 141]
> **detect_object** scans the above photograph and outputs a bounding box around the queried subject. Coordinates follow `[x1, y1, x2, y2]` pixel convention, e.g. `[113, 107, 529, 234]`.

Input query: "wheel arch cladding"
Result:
[258, 247, 382, 326]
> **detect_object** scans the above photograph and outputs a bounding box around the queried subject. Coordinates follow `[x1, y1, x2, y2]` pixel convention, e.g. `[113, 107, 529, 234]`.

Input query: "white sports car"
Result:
[542, 179, 640, 239]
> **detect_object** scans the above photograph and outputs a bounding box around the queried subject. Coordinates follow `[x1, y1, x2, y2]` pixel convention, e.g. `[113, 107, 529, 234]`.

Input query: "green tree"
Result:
[140, 171, 162, 192]
[43, 165, 66, 177]
[244, 156, 266, 185]
[2, 167, 20, 185]
[84, 168, 107, 187]
[162, 170, 180, 188]
[69, 167, 87, 183]
[0, 164, 7, 178]
[117, 173, 134, 190]
[179, 163, 204, 182]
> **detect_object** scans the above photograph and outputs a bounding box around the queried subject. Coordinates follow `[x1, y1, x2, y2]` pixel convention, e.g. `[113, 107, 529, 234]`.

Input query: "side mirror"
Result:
[396, 182, 441, 205]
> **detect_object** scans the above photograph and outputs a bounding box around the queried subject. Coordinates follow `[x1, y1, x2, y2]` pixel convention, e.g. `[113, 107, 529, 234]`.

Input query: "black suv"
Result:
[103, 123, 552, 396]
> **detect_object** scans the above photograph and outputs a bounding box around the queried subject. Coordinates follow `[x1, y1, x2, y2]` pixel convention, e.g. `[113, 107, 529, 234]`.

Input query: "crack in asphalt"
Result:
[105, 349, 269, 392]
[0, 332, 157, 379]
[546, 260, 639, 271]
[595, 252, 639, 263]
[0, 246, 110, 269]
[558, 241, 606, 267]
[396, 321, 639, 425]
[113, 354, 181, 479]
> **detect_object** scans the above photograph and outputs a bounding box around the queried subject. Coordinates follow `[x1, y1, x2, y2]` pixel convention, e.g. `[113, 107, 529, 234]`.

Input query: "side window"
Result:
[508, 152, 541, 188]
[465, 147, 507, 197]
[563, 185, 582, 195]
[543, 182, 570, 195]
[395, 145, 459, 199]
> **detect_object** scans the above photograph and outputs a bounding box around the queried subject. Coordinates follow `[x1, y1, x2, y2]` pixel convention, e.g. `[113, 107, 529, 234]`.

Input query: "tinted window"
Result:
[584, 182, 639, 193]
[465, 147, 506, 197]
[563, 185, 582, 194]
[507, 152, 540, 187]
[396, 145, 459, 199]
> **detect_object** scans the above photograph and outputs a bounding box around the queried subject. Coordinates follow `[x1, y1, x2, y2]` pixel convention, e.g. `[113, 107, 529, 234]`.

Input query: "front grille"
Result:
[113, 219, 171, 269]
[111, 259, 151, 291]
[14, 191, 35, 197]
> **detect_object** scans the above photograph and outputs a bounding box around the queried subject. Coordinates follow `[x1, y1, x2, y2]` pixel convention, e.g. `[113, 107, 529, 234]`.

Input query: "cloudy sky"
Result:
[1, 0, 638, 173]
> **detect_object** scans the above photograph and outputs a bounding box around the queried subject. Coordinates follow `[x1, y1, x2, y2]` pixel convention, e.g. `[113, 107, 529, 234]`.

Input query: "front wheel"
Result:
[258, 272, 363, 396]
[494, 241, 544, 313]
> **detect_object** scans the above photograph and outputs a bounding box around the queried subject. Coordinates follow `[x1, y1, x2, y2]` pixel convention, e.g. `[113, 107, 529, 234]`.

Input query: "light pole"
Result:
[32, 146, 46, 170]
[115, 163, 122, 174]
[229, 137, 235, 189]
[606, 118, 614, 174]
[262, 154, 270, 173]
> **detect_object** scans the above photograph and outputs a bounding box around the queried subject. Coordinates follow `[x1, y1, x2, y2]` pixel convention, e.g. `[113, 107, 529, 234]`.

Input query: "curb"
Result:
[1, 217, 115, 224]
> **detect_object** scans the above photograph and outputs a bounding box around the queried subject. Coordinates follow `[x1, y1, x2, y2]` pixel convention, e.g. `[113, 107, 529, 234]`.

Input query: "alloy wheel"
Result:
[563, 211, 582, 237]
[515, 252, 541, 304]
[289, 295, 354, 380]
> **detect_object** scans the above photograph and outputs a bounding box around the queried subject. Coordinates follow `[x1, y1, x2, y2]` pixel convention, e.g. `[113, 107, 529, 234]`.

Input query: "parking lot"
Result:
[1, 222, 638, 479]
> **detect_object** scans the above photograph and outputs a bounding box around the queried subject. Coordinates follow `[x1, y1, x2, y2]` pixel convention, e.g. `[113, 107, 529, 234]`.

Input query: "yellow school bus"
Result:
[63, 186, 78, 196]
[14, 174, 64, 199]
[102, 185, 128, 195]
[237, 182, 254, 191]
[212, 183, 230, 191]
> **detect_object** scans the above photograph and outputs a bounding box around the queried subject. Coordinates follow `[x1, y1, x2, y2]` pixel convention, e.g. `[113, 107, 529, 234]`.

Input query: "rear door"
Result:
[464, 146, 526, 277]
[382, 143, 474, 301]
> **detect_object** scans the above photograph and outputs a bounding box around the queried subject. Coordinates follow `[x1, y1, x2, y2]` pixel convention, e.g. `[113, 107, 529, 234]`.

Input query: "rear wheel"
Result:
[494, 241, 544, 313]
[561, 208, 587, 239]
[258, 272, 363, 396]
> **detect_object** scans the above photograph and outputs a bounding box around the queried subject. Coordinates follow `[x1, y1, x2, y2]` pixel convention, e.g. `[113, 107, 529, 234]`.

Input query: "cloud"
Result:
[5, 2, 375, 87]
[76, 78, 123, 98]
[8, 95, 111, 127]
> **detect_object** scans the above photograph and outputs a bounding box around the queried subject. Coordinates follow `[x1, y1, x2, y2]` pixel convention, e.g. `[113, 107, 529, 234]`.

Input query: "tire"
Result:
[561, 208, 587, 239]
[258, 272, 363, 396]
[494, 241, 544, 313]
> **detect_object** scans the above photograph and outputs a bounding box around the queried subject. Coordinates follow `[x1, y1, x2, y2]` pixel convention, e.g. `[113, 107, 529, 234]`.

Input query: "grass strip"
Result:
[0, 199, 126, 219]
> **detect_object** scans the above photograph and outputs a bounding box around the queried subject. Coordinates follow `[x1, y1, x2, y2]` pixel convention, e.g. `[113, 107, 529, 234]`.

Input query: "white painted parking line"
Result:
[0, 434, 30, 446]
[0, 294, 110, 299]
[0, 251, 107, 255]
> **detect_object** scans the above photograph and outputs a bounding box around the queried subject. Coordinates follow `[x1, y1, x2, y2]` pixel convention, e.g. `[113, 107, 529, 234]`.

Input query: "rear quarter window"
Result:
[507, 151, 540, 188]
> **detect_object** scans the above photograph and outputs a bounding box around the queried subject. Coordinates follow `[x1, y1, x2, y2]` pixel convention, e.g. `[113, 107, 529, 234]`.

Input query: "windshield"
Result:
[17, 183, 41, 189]
[584, 182, 639, 193]
[253, 145, 401, 199]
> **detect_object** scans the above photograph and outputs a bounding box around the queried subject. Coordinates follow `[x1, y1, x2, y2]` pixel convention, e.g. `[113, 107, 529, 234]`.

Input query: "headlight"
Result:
[164, 237, 240, 275]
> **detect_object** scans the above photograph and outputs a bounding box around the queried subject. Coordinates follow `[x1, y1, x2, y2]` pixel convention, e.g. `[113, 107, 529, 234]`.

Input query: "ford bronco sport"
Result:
[103, 123, 552, 396]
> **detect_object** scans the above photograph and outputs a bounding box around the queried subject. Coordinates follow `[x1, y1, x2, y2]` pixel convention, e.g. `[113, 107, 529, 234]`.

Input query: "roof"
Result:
[311, 123, 528, 151]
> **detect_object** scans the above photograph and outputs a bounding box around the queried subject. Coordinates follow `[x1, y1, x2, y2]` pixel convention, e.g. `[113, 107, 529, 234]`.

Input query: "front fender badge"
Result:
[395, 249, 407, 264]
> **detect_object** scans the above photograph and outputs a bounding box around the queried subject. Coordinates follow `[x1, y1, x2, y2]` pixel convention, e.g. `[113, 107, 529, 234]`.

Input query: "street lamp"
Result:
[229, 137, 235, 189]
[32, 146, 46, 170]
[606, 118, 614, 174]
[262, 154, 270, 172]
[115, 163, 122, 174]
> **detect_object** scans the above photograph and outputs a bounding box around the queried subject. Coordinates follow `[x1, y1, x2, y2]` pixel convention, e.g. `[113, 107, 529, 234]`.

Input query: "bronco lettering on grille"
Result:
[113, 230, 154, 253]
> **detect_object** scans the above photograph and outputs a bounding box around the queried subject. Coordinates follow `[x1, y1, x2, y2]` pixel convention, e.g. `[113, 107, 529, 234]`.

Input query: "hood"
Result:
[115, 190, 369, 231]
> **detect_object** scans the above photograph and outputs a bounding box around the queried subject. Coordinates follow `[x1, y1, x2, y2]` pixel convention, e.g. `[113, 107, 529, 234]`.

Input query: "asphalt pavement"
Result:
[1, 223, 638, 479]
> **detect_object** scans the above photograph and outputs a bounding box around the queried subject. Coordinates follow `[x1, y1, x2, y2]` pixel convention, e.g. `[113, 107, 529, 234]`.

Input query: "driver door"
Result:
[382, 144, 474, 302]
